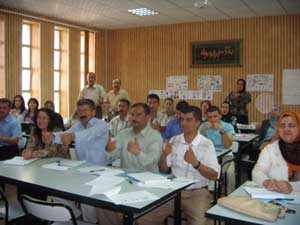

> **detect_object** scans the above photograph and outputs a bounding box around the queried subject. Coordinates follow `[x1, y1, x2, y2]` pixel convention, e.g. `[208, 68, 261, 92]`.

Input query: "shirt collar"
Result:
[178, 132, 202, 146]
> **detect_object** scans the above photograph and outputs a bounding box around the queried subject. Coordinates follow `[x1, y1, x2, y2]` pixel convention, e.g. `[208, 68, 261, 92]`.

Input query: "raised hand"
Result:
[127, 137, 140, 155]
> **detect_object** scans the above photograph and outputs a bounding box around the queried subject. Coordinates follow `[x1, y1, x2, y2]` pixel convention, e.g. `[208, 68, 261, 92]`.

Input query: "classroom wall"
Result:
[106, 15, 300, 122]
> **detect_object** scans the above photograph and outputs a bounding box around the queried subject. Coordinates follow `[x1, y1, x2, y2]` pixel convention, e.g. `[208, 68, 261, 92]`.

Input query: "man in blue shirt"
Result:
[162, 100, 189, 141]
[199, 105, 235, 149]
[0, 98, 22, 160]
[44, 99, 109, 165]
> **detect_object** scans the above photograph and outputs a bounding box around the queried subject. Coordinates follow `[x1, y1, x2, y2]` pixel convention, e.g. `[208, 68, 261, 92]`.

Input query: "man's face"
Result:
[147, 98, 159, 112]
[77, 104, 95, 125]
[0, 102, 10, 120]
[130, 106, 148, 130]
[112, 79, 121, 91]
[180, 112, 200, 134]
[118, 102, 129, 117]
[87, 73, 96, 86]
[164, 100, 173, 111]
[207, 111, 221, 123]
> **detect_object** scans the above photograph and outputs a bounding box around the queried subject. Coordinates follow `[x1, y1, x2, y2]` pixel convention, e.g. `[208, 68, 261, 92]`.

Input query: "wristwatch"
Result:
[219, 130, 226, 135]
[193, 161, 201, 169]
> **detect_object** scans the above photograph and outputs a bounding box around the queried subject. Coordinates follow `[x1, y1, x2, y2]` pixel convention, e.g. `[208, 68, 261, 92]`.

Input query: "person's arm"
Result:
[159, 142, 172, 173]
[0, 136, 19, 145]
[240, 91, 251, 104]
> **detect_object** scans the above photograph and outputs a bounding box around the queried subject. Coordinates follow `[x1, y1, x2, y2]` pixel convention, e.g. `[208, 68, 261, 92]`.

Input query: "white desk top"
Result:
[206, 181, 299, 225]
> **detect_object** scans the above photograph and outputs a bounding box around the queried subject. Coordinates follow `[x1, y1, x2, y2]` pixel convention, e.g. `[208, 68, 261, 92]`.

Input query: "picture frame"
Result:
[190, 40, 242, 67]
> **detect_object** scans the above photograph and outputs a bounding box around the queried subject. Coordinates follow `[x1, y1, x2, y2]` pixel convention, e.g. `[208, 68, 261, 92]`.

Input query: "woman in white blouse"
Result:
[252, 111, 300, 193]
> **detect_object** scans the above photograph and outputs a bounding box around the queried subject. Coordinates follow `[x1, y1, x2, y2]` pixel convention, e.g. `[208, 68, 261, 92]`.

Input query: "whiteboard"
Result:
[282, 69, 300, 105]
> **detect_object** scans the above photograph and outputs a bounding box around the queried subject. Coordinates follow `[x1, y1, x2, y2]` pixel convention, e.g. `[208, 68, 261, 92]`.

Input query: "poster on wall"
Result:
[282, 69, 300, 105]
[188, 90, 213, 101]
[197, 75, 222, 92]
[149, 90, 167, 99]
[246, 74, 273, 92]
[166, 76, 188, 91]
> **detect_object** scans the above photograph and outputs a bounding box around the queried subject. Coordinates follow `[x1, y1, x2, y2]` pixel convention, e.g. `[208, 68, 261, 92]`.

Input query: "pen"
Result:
[89, 169, 105, 172]
[127, 179, 134, 184]
[274, 198, 294, 201]
[56, 161, 72, 167]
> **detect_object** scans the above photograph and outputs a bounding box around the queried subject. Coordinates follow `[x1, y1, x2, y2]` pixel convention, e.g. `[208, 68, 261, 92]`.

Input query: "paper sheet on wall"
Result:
[149, 90, 167, 99]
[246, 74, 273, 92]
[282, 69, 300, 105]
[166, 76, 188, 91]
[197, 75, 222, 92]
[188, 90, 213, 100]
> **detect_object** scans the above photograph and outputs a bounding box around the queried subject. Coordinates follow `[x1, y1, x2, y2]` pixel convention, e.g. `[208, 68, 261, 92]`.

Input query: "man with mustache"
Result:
[43, 98, 109, 165]
[108, 99, 130, 137]
[106, 78, 129, 113]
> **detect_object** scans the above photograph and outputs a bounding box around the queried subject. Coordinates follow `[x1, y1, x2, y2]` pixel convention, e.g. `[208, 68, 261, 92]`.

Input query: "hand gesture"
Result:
[206, 122, 214, 129]
[263, 179, 293, 194]
[214, 122, 223, 131]
[164, 142, 173, 156]
[184, 146, 198, 167]
[42, 131, 54, 144]
[127, 137, 140, 155]
[106, 136, 116, 152]
[60, 133, 75, 146]
[22, 149, 33, 159]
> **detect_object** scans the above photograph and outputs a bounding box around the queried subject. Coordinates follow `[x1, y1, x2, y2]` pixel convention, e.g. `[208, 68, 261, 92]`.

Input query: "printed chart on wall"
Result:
[246, 74, 273, 92]
[197, 75, 222, 92]
[282, 69, 300, 105]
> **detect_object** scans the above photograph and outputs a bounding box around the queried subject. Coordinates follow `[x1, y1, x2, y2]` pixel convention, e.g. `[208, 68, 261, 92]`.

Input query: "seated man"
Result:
[158, 106, 220, 225]
[162, 100, 188, 141]
[0, 98, 22, 160]
[199, 105, 235, 149]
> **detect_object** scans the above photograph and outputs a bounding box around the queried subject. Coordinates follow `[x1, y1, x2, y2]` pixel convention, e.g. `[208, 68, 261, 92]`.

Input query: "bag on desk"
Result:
[217, 196, 286, 222]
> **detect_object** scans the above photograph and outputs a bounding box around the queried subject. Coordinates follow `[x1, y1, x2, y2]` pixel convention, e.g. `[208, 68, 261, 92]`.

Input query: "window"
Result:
[21, 23, 32, 104]
[54, 29, 61, 112]
[0, 18, 4, 97]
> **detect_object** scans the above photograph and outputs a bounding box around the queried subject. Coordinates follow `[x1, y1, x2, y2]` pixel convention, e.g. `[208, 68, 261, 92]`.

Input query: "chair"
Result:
[20, 194, 96, 225]
[216, 158, 234, 199]
[0, 186, 25, 225]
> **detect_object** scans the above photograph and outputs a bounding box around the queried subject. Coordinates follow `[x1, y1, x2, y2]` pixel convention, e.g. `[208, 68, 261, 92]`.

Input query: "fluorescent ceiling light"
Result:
[128, 8, 159, 16]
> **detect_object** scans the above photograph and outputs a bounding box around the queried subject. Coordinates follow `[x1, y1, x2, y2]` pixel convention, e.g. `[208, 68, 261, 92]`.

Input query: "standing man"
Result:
[157, 106, 220, 225]
[108, 99, 131, 138]
[147, 94, 167, 133]
[78, 72, 106, 106]
[0, 98, 22, 160]
[106, 78, 129, 113]
[199, 105, 235, 149]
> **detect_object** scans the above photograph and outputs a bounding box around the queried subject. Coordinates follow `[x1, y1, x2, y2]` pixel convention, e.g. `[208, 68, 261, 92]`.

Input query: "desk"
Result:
[206, 181, 299, 225]
[237, 124, 256, 134]
[0, 158, 192, 225]
[233, 134, 260, 187]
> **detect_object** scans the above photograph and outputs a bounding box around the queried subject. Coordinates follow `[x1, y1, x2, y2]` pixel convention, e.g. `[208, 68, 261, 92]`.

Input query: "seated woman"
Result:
[200, 100, 211, 122]
[10, 95, 27, 122]
[252, 111, 300, 193]
[24, 98, 39, 124]
[220, 101, 238, 132]
[22, 108, 69, 159]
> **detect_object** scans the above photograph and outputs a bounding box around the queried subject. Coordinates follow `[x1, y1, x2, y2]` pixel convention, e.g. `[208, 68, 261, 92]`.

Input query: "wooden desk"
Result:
[206, 181, 299, 225]
[0, 158, 193, 225]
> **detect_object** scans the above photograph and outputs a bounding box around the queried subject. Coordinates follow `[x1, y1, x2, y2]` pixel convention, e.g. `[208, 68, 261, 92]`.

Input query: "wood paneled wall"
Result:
[0, 16, 4, 97]
[106, 15, 300, 122]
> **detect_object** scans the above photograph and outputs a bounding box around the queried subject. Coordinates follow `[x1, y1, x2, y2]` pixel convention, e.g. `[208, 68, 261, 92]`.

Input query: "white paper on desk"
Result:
[42, 163, 70, 171]
[3, 156, 38, 166]
[244, 186, 300, 204]
[109, 191, 159, 205]
[90, 185, 121, 197]
[127, 172, 168, 184]
[86, 175, 125, 186]
[77, 166, 123, 176]
[137, 177, 196, 189]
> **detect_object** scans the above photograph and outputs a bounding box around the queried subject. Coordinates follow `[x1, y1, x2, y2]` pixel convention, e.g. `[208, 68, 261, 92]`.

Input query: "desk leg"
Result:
[174, 192, 182, 225]
[123, 213, 134, 225]
[233, 154, 241, 188]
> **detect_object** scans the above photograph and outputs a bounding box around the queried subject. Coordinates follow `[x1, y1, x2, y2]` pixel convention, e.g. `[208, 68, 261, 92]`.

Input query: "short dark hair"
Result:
[131, 103, 150, 115]
[165, 98, 173, 103]
[182, 105, 202, 121]
[77, 99, 95, 110]
[147, 94, 160, 103]
[119, 99, 131, 107]
[0, 98, 12, 108]
[207, 105, 221, 114]
[176, 100, 189, 112]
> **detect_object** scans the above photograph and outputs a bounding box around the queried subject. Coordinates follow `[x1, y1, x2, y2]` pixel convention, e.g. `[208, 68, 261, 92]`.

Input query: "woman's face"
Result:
[237, 80, 244, 92]
[278, 116, 299, 143]
[28, 100, 38, 111]
[37, 111, 49, 130]
[221, 103, 230, 115]
[14, 97, 22, 108]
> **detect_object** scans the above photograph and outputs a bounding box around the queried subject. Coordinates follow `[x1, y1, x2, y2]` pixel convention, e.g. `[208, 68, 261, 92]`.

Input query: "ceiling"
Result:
[0, 0, 299, 30]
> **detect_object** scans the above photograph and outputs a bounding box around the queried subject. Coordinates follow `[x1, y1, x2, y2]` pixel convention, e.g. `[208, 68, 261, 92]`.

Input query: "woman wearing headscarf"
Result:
[252, 111, 300, 193]
[220, 101, 238, 132]
[225, 78, 251, 124]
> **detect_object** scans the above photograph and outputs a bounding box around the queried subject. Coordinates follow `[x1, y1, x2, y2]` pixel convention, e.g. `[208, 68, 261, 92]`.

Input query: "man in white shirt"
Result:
[78, 72, 106, 105]
[147, 93, 167, 133]
[144, 105, 220, 225]
[108, 99, 130, 137]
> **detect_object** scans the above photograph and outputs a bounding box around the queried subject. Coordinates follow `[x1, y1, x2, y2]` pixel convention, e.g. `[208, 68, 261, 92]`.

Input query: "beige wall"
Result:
[106, 15, 300, 122]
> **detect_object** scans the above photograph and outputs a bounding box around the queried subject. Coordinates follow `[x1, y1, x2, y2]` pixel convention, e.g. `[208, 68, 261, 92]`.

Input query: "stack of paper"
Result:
[127, 172, 168, 184]
[3, 156, 38, 166]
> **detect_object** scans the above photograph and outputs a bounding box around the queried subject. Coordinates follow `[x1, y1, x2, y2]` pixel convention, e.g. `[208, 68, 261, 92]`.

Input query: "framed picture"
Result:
[191, 40, 242, 67]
